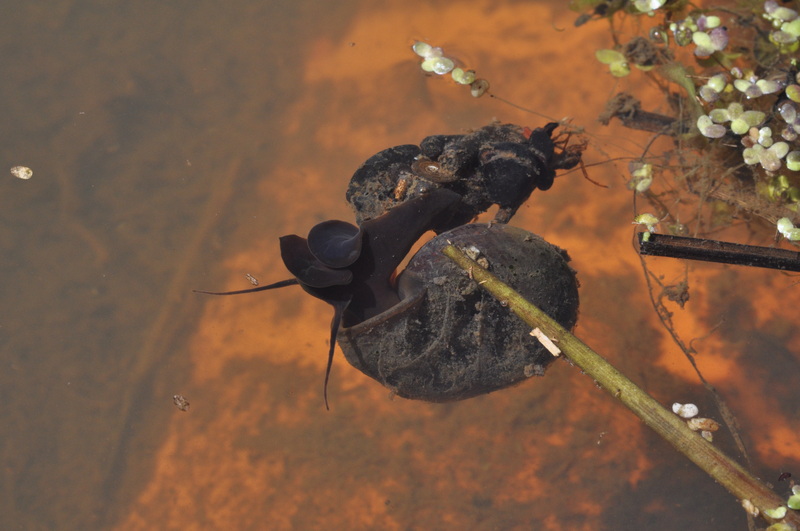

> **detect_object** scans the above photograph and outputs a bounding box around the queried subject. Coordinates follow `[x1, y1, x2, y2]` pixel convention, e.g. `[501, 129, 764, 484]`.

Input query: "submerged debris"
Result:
[10, 166, 32, 180]
[173, 394, 190, 412]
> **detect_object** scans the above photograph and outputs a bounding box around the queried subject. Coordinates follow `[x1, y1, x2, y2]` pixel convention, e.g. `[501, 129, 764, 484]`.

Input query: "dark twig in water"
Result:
[637, 232, 800, 272]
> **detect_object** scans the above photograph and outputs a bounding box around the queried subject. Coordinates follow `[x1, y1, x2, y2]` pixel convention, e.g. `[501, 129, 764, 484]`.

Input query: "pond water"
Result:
[1, 1, 799, 529]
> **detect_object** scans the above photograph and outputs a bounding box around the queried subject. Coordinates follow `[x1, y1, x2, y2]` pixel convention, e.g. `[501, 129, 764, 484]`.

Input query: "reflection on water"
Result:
[0, 0, 798, 529]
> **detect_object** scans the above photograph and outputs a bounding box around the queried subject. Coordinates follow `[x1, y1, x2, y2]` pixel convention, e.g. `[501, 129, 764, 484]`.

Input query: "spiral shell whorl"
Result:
[337, 223, 579, 402]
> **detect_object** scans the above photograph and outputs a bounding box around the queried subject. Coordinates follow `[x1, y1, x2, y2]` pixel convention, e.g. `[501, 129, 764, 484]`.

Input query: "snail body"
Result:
[337, 222, 579, 401]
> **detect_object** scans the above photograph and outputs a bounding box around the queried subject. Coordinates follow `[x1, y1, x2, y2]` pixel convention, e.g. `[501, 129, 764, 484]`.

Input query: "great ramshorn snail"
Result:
[346, 122, 583, 230]
[338, 222, 578, 401]
[196, 122, 583, 408]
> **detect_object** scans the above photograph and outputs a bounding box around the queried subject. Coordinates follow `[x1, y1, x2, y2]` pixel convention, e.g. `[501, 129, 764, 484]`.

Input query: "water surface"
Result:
[1, 1, 798, 529]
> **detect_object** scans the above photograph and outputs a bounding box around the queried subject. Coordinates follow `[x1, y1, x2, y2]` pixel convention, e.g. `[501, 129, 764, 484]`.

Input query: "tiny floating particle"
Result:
[173, 394, 190, 412]
[10, 166, 32, 180]
[672, 402, 699, 419]
[687, 417, 720, 432]
[627, 161, 653, 192]
[777, 217, 800, 241]
[470, 78, 489, 98]
[632, 213, 661, 232]
[740, 499, 759, 518]
[246, 273, 259, 286]
[393, 177, 409, 200]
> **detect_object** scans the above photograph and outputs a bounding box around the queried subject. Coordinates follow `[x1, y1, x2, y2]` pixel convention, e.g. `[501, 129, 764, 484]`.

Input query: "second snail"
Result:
[196, 122, 585, 408]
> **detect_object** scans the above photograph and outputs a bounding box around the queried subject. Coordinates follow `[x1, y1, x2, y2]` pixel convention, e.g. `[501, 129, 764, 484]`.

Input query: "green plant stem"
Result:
[442, 244, 798, 526]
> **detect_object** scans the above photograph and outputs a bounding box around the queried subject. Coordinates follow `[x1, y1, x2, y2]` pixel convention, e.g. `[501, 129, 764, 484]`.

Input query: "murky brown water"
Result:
[1, 1, 799, 529]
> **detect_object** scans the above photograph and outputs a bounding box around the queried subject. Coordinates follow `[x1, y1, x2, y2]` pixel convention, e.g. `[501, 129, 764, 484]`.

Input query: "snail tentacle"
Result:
[323, 298, 351, 411]
[192, 278, 299, 296]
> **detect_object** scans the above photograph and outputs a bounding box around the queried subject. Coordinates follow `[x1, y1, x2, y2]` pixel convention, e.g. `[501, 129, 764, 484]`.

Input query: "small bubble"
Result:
[649, 26, 668, 44]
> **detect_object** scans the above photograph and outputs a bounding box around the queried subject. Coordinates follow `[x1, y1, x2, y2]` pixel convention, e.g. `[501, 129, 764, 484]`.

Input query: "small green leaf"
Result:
[451, 68, 476, 85]
[609, 62, 631, 77]
[693, 31, 713, 49]
[707, 74, 727, 93]
[783, 18, 800, 38]
[595, 49, 625, 64]
[787, 493, 800, 510]
[709, 109, 730, 123]
[788, 152, 800, 172]
[764, 506, 787, 519]
[786, 85, 800, 103]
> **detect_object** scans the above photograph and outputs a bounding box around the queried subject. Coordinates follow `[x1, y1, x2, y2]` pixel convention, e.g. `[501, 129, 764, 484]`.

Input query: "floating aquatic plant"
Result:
[763, 506, 789, 520]
[788, 485, 800, 510]
[633, 0, 667, 15]
[761, 174, 800, 203]
[632, 213, 661, 232]
[569, 0, 800, 524]
[777, 217, 800, 240]
[693, 26, 729, 57]
[787, 151, 800, 171]
[450, 67, 476, 85]
[580, 0, 800, 229]
[697, 114, 726, 138]
[581, 0, 800, 205]
[764, 0, 800, 49]
[411, 41, 490, 97]
[627, 161, 653, 192]
[709, 102, 766, 135]
[787, 84, 800, 102]
[412, 42, 455, 74]
[595, 49, 630, 77]
[733, 74, 784, 99]
[743, 142, 789, 172]
[698, 73, 727, 103]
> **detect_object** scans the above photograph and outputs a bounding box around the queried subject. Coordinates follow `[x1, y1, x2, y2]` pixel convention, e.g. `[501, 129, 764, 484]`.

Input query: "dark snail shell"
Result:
[345, 122, 582, 229]
[337, 222, 579, 402]
[346, 144, 421, 225]
[411, 157, 458, 183]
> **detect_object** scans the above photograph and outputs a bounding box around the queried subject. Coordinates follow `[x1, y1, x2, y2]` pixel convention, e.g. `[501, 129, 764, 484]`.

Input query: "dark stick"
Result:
[637, 232, 800, 272]
[443, 244, 800, 526]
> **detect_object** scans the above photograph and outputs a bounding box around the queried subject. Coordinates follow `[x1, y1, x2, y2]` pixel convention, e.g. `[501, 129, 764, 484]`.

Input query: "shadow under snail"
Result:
[196, 123, 582, 408]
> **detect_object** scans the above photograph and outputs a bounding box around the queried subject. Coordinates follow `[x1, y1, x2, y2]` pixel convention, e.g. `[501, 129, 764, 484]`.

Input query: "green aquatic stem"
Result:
[442, 244, 799, 526]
